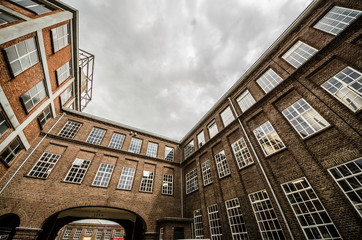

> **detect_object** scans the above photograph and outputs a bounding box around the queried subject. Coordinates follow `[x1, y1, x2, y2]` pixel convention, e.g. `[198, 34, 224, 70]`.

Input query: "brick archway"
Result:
[37, 206, 146, 240]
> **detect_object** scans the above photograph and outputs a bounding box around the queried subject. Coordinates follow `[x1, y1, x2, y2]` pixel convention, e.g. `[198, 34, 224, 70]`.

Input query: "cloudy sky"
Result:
[62, 0, 313, 140]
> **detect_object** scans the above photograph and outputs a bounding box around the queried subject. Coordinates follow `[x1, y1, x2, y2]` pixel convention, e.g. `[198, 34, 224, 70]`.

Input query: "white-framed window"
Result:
[237, 90, 256, 112]
[201, 160, 213, 186]
[193, 209, 204, 239]
[51, 24, 69, 52]
[231, 137, 254, 169]
[117, 167, 136, 190]
[282, 98, 329, 138]
[86, 127, 106, 145]
[139, 170, 154, 192]
[256, 68, 283, 93]
[225, 198, 248, 240]
[253, 121, 285, 156]
[328, 158, 362, 217]
[8, 0, 52, 14]
[186, 168, 198, 194]
[146, 142, 158, 158]
[96, 230, 103, 240]
[0, 108, 11, 137]
[0, 138, 23, 165]
[108, 132, 125, 149]
[58, 121, 81, 139]
[28, 152, 61, 179]
[208, 120, 218, 139]
[73, 229, 82, 239]
[249, 190, 285, 240]
[63, 228, 72, 239]
[60, 85, 73, 105]
[314, 6, 362, 35]
[281, 177, 342, 239]
[207, 204, 222, 240]
[197, 131, 205, 148]
[0, 10, 18, 25]
[214, 150, 230, 178]
[164, 146, 174, 161]
[56, 61, 71, 85]
[321, 67, 361, 112]
[282, 41, 318, 68]
[5, 37, 39, 77]
[85, 229, 93, 235]
[37, 105, 52, 127]
[128, 137, 142, 154]
[21, 81, 47, 113]
[104, 229, 111, 240]
[184, 140, 194, 159]
[92, 163, 114, 187]
[220, 106, 235, 127]
[159, 227, 164, 240]
[162, 174, 173, 195]
[64, 158, 90, 184]
[114, 229, 121, 238]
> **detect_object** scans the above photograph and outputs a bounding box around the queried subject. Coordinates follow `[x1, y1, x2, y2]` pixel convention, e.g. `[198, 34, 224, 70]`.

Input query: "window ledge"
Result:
[302, 125, 333, 141]
[264, 147, 288, 159]
[238, 162, 255, 171]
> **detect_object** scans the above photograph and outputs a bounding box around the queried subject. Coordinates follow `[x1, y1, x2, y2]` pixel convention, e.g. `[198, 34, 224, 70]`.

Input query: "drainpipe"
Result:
[227, 97, 294, 240]
[178, 145, 184, 218]
[0, 113, 66, 195]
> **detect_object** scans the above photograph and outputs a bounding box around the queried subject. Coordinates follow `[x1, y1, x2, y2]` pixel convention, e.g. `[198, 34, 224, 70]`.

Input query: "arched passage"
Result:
[38, 206, 146, 240]
[0, 214, 20, 239]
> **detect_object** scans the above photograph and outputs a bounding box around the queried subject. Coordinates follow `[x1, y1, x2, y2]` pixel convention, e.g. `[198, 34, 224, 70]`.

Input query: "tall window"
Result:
[52, 24, 69, 52]
[37, 105, 52, 128]
[186, 169, 198, 194]
[201, 160, 213, 186]
[8, 0, 52, 14]
[56, 61, 71, 85]
[73, 229, 82, 239]
[214, 150, 230, 178]
[63, 228, 72, 239]
[146, 142, 158, 157]
[139, 170, 154, 192]
[314, 6, 362, 35]
[220, 106, 235, 127]
[193, 209, 204, 239]
[5, 37, 39, 76]
[0, 109, 11, 137]
[60, 85, 73, 105]
[21, 81, 47, 113]
[104, 230, 111, 240]
[184, 140, 194, 159]
[164, 146, 174, 161]
[28, 152, 61, 179]
[207, 120, 218, 139]
[231, 137, 254, 169]
[249, 190, 285, 240]
[159, 227, 164, 240]
[282, 41, 318, 68]
[321, 67, 361, 112]
[256, 68, 283, 93]
[96, 230, 103, 240]
[58, 121, 81, 139]
[85, 229, 93, 235]
[225, 198, 248, 240]
[282, 99, 329, 138]
[86, 127, 106, 145]
[114, 230, 121, 238]
[0, 138, 23, 165]
[328, 158, 362, 217]
[281, 177, 341, 239]
[237, 90, 256, 112]
[64, 158, 90, 184]
[162, 174, 173, 195]
[92, 163, 114, 187]
[207, 204, 222, 240]
[117, 167, 136, 190]
[253, 121, 285, 156]
[197, 131, 205, 147]
[0, 10, 18, 25]
[128, 137, 142, 154]
[108, 132, 125, 149]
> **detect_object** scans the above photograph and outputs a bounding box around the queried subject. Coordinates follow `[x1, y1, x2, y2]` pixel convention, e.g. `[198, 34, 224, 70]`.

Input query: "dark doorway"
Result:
[0, 214, 20, 240]
[173, 227, 184, 240]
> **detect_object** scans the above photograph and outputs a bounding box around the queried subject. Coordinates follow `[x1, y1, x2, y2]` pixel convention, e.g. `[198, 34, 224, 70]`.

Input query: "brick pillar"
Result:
[12, 227, 42, 240]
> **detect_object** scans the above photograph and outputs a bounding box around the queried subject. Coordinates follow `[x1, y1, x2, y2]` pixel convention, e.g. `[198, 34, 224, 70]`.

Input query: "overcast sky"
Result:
[62, 0, 313, 140]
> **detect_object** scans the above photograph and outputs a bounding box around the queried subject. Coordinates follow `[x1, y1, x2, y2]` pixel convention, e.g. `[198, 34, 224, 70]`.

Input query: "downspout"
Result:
[0, 113, 66, 195]
[227, 97, 294, 240]
[178, 145, 184, 218]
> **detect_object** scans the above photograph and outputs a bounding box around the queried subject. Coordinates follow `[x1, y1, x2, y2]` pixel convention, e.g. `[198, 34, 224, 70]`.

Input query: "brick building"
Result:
[0, 0, 361, 240]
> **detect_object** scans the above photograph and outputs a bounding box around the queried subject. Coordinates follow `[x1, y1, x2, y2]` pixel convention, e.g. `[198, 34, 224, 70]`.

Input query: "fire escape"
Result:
[79, 49, 95, 111]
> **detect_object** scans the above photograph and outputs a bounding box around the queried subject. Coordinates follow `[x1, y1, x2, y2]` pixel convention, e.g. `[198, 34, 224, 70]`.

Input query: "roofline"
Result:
[63, 108, 180, 144]
[180, 0, 321, 143]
